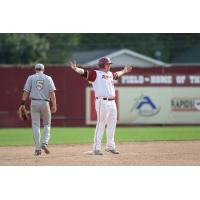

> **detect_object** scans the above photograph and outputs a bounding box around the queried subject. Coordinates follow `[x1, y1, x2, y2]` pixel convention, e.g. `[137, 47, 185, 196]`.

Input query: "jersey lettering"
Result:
[91, 70, 115, 97]
[36, 80, 44, 90]
[102, 75, 112, 79]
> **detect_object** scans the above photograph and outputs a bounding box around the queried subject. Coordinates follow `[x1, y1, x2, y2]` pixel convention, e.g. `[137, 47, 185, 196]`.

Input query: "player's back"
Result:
[26, 73, 54, 101]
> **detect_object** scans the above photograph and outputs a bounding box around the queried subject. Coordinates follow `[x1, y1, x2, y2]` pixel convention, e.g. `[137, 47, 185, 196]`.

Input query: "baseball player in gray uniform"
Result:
[19, 64, 57, 156]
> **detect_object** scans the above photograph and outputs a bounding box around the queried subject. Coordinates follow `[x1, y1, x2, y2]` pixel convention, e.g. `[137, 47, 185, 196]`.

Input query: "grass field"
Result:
[0, 127, 200, 146]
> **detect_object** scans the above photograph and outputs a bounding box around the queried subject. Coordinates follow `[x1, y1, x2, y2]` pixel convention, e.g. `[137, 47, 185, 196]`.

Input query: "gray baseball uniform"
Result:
[24, 72, 56, 150]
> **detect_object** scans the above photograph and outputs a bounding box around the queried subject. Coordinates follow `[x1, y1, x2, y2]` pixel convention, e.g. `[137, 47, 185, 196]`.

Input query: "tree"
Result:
[1, 33, 200, 64]
[0, 34, 49, 64]
[39, 33, 81, 63]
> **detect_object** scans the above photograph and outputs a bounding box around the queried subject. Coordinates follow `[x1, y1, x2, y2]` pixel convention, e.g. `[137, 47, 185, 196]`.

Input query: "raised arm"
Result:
[69, 60, 92, 80]
[69, 61, 85, 75]
[116, 66, 132, 78]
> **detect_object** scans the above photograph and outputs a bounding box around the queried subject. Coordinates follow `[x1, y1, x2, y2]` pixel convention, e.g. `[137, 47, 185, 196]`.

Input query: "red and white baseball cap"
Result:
[98, 57, 113, 67]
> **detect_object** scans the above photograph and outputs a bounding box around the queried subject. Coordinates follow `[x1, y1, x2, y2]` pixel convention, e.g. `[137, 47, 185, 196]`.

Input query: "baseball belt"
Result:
[31, 98, 49, 102]
[96, 97, 115, 101]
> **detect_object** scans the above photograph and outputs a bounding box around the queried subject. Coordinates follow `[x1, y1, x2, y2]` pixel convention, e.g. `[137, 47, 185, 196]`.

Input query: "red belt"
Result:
[96, 97, 115, 101]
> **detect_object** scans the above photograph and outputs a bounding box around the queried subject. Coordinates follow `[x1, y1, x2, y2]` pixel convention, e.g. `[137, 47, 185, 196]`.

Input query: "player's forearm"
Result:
[116, 66, 132, 77]
[72, 66, 88, 79]
[73, 66, 85, 75]
[49, 92, 57, 107]
[21, 91, 29, 105]
[116, 69, 126, 78]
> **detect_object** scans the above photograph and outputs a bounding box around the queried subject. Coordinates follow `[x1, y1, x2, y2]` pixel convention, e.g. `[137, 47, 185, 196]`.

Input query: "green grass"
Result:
[0, 127, 200, 146]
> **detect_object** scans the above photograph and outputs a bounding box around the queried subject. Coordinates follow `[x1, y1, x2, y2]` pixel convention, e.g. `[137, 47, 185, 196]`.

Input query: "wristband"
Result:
[21, 100, 26, 105]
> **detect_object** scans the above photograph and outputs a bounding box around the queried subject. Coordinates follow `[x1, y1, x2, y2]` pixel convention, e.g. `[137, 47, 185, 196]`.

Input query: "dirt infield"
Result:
[0, 141, 200, 166]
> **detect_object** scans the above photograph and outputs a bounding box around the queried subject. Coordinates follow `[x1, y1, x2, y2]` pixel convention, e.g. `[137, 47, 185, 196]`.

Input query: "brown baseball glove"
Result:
[18, 105, 29, 121]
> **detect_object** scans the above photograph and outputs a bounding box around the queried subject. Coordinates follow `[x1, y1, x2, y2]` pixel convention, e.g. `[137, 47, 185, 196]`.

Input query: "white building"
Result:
[70, 48, 166, 67]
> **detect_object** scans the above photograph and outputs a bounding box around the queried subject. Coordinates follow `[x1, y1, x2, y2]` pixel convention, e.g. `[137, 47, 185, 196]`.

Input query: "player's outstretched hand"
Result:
[123, 66, 132, 74]
[69, 61, 77, 71]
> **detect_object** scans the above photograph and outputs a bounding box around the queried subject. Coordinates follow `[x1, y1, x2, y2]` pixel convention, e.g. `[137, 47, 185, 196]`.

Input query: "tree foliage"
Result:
[0, 34, 49, 64]
[39, 33, 81, 63]
[0, 33, 200, 64]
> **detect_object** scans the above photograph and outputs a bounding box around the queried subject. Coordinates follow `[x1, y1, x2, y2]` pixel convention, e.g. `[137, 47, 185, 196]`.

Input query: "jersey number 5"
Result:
[36, 80, 44, 90]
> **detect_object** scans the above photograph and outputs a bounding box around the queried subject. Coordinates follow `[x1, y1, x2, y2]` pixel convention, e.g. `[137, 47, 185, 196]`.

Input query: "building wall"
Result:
[111, 54, 155, 67]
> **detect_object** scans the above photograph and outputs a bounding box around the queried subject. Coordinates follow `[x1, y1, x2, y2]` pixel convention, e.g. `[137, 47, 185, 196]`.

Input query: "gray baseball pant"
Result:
[30, 101, 51, 150]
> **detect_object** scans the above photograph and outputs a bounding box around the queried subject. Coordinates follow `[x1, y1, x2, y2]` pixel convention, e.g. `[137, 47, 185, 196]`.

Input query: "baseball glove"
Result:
[18, 105, 29, 121]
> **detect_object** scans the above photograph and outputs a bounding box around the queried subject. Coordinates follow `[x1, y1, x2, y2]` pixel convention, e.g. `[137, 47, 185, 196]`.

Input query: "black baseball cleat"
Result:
[41, 144, 50, 154]
[105, 149, 120, 154]
[34, 150, 42, 156]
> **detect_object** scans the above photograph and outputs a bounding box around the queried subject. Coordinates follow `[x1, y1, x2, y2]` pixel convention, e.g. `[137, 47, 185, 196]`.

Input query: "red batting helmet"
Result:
[98, 57, 113, 68]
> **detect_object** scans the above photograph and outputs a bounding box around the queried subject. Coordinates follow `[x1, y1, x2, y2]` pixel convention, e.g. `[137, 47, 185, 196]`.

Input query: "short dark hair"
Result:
[35, 68, 43, 71]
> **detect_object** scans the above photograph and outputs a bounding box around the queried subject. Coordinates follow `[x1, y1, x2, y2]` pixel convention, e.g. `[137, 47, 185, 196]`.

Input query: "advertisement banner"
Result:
[86, 87, 200, 125]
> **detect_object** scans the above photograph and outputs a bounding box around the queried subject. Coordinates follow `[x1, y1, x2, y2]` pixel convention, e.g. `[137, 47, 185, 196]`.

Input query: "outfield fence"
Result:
[0, 65, 200, 127]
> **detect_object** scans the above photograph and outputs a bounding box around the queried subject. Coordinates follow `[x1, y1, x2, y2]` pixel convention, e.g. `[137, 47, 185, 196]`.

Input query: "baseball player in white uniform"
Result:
[69, 57, 132, 155]
[19, 64, 57, 156]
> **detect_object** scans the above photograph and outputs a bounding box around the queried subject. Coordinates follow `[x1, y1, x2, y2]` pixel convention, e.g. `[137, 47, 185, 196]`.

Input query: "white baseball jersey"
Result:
[24, 73, 56, 101]
[86, 69, 119, 152]
[87, 70, 118, 98]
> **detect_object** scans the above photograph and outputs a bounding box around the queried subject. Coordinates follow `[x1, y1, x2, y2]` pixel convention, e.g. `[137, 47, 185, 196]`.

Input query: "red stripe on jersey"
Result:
[112, 72, 118, 80]
[87, 70, 97, 82]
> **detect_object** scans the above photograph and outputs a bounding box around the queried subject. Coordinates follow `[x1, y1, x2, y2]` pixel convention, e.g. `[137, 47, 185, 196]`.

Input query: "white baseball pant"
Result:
[93, 98, 117, 151]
